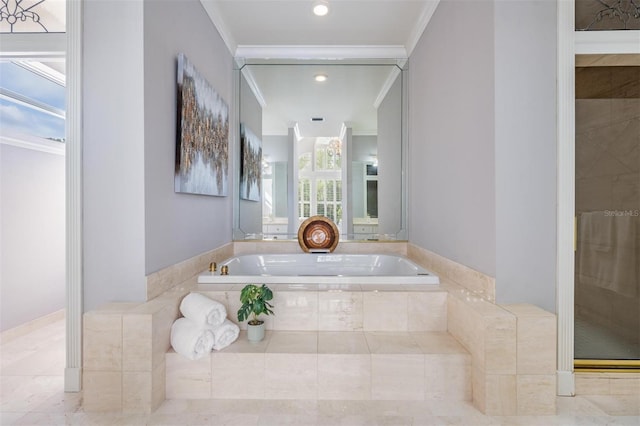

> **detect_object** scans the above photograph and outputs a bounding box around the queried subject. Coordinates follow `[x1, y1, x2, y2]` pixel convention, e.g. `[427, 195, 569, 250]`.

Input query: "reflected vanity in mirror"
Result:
[233, 59, 408, 241]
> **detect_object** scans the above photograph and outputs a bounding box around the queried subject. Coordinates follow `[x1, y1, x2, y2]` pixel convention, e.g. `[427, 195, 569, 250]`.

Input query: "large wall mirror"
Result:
[233, 59, 408, 241]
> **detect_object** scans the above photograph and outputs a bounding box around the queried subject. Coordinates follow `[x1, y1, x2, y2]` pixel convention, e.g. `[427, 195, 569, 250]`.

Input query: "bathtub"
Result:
[197, 253, 439, 285]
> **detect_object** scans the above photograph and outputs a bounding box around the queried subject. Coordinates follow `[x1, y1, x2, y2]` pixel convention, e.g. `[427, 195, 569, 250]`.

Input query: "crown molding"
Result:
[373, 67, 402, 109]
[234, 45, 408, 60]
[200, 0, 237, 55]
[240, 66, 266, 108]
[405, 0, 440, 56]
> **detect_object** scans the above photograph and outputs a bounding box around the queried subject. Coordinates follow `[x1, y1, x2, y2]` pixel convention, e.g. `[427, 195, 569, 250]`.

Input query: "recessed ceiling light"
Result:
[313, 0, 329, 16]
[314, 73, 328, 82]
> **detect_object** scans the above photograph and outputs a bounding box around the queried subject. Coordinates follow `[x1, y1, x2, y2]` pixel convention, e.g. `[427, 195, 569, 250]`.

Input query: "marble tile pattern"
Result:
[166, 330, 472, 402]
[78, 241, 625, 419]
[201, 286, 448, 333]
[408, 243, 496, 300]
[146, 243, 234, 300]
[3, 317, 640, 425]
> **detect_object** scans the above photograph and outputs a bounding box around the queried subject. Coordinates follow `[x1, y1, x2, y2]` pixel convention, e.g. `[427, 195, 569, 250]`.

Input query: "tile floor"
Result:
[1, 317, 639, 425]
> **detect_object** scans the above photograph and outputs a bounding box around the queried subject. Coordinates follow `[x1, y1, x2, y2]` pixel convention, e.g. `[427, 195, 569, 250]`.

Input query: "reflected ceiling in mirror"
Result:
[233, 59, 408, 242]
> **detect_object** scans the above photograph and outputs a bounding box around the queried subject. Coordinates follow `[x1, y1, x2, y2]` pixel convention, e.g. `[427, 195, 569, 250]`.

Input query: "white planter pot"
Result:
[247, 321, 265, 342]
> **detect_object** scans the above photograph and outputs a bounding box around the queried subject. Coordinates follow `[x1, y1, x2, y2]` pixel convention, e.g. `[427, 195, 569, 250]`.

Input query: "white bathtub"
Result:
[197, 253, 439, 285]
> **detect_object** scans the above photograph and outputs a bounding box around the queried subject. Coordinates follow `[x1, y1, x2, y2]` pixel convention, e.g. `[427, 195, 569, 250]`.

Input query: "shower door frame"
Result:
[556, 0, 640, 395]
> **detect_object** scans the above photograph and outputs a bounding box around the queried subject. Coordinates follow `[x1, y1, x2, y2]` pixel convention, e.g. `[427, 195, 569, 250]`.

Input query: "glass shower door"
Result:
[574, 63, 640, 366]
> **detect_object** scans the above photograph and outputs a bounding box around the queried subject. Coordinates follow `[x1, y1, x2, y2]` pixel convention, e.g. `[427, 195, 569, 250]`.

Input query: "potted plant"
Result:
[237, 284, 274, 342]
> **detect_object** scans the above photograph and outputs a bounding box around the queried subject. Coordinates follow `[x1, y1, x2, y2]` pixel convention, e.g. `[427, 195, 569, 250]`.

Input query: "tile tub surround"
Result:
[198, 285, 448, 332]
[82, 241, 557, 415]
[408, 243, 496, 301]
[166, 330, 472, 401]
[6, 316, 640, 425]
[447, 283, 558, 416]
[146, 243, 234, 300]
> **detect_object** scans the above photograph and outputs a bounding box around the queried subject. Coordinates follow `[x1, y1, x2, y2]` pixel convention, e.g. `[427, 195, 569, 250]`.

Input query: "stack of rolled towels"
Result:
[170, 292, 240, 360]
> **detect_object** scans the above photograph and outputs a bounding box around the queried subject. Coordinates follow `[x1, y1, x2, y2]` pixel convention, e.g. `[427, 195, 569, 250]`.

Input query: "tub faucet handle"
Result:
[220, 265, 229, 275]
[209, 262, 217, 272]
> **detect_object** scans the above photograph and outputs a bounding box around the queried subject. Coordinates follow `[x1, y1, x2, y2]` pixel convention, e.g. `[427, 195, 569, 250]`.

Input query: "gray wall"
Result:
[0, 144, 65, 331]
[408, 0, 557, 312]
[494, 0, 557, 312]
[83, 0, 234, 311]
[144, 0, 234, 273]
[408, 0, 497, 276]
[83, 0, 147, 311]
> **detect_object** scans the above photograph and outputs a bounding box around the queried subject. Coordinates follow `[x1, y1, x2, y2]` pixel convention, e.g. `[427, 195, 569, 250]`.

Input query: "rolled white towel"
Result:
[211, 319, 240, 351]
[170, 317, 215, 360]
[179, 292, 227, 328]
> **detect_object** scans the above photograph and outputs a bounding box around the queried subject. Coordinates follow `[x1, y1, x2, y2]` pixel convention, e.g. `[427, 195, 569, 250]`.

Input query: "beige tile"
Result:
[122, 372, 152, 413]
[576, 375, 611, 395]
[516, 374, 556, 415]
[151, 359, 166, 413]
[363, 292, 407, 331]
[523, 327, 557, 375]
[483, 374, 517, 416]
[82, 371, 122, 412]
[364, 332, 422, 354]
[446, 292, 484, 366]
[410, 331, 469, 354]
[165, 351, 211, 399]
[318, 332, 369, 354]
[371, 354, 424, 400]
[152, 305, 177, 371]
[265, 354, 317, 399]
[424, 354, 471, 401]
[318, 354, 371, 400]
[318, 291, 363, 331]
[272, 291, 318, 331]
[122, 314, 152, 372]
[83, 313, 123, 372]
[609, 377, 640, 395]
[211, 353, 265, 399]
[509, 308, 556, 375]
[266, 331, 317, 354]
[407, 291, 447, 331]
[219, 330, 272, 353]
[483, 315, 516, 374]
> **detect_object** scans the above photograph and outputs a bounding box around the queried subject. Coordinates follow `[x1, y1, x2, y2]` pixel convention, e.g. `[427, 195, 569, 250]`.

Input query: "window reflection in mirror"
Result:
[235, 60, 407, 241]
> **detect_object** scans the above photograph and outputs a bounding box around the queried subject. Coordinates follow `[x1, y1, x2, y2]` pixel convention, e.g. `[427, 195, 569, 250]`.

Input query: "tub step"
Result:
[166, 331, 471, 401]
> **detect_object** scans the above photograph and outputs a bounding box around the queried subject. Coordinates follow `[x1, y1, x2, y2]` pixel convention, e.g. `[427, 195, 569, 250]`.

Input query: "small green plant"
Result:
[237, 284, 274, 325]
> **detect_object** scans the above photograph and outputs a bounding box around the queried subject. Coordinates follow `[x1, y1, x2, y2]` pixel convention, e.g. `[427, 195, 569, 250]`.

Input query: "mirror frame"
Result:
[232, 57, 409, 241]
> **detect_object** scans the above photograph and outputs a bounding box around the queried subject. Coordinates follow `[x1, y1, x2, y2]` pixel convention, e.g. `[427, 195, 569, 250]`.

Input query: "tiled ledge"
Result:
[146, 243, 234, 300]
[407, 243, 495, 301]
[166, 330, 471, 401]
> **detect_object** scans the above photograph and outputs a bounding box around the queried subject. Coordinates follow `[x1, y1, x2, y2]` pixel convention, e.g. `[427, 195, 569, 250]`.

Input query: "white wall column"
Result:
[556, 0, 575, 397]
[65, 0, 83, 392]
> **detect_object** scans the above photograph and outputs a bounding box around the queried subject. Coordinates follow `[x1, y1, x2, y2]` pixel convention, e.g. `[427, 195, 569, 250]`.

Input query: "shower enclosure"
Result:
[574, 62, 640, 367]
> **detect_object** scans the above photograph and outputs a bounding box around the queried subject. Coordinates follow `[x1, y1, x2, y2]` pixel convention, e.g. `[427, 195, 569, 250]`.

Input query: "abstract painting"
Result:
[175, 53, 229, 196]
[240, 123, 262, 202]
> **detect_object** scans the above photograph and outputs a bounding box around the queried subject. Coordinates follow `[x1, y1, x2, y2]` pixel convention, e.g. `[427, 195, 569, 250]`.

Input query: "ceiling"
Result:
[201, 0, 439, 137]
[200, 0, 440, 58]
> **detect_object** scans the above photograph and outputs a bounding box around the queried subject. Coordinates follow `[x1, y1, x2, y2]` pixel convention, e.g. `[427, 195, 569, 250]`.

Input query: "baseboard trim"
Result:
[557, 370, 575, 396]
[65, 367, 82, 392]
[0, 309, 64, 344]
